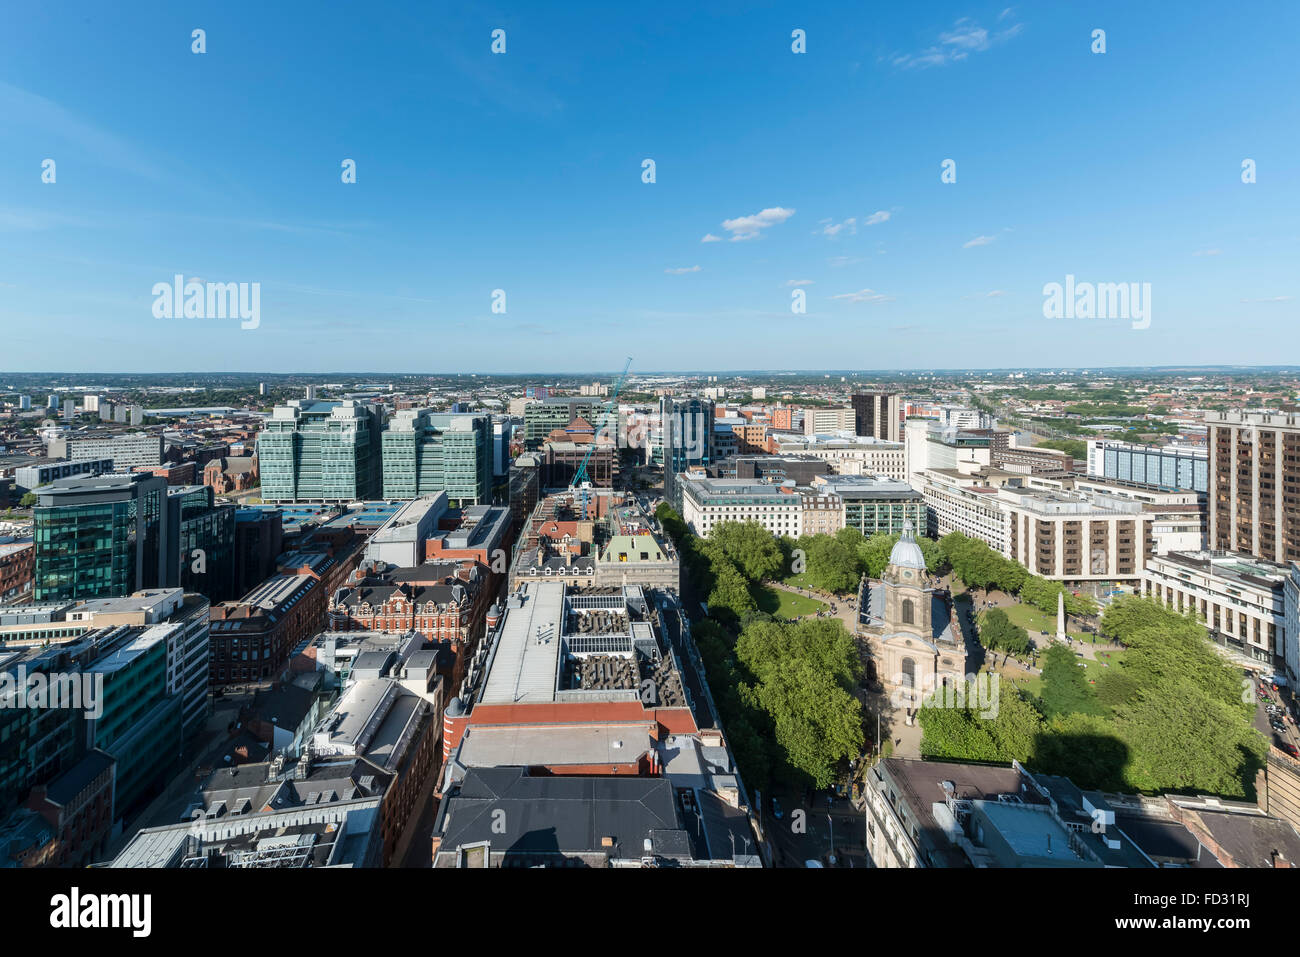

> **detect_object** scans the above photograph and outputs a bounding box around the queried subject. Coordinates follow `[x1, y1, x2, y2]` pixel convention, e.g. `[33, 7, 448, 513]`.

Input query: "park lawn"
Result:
[756, 585, 828, 620]
[780, 570, 817, 590]
[1017, 648, 1127, 699]
[992, 601, 1090, 642]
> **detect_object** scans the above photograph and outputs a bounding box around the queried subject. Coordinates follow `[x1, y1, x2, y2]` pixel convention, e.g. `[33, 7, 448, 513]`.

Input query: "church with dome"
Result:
[859, 522, 967, 703]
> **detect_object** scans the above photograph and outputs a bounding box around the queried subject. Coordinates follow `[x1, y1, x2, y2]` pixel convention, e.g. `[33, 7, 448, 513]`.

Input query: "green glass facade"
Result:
[170, 485, 237, 602]
[381, 411, 492, 505]
[259, 400, 383, 503]
[843, 497, 926, 537]
[33, 475, 167, 603]
[90, 634, 181, 816]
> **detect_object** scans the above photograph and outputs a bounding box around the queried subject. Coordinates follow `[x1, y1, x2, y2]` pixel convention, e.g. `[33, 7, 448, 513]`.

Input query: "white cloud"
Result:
[820, 217, 856, 237]
[1240, 296, 1293, 303]
[719, 206, 795, 241]
[864, 211, 891, 226]
[828, 255, 864, 268]
[784, 279, 815, 287]
[664, 265, 702, 275]
[941, 20, 990, 51]
[963, 235, 996, 248]
[831, 288, 894, 304]
[701, 233, 722, 243]
[890, 15, 1023, 69]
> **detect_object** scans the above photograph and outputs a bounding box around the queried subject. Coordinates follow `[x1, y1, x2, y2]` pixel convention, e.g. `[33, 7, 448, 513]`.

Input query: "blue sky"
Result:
[1, 0, 1297, 373]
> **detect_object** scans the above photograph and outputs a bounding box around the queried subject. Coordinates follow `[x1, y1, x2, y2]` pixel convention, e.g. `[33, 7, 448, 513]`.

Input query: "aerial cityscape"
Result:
[2, 0, 1295, 938]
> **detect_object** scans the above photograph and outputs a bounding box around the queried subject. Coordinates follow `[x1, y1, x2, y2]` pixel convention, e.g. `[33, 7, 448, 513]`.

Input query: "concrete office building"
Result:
[1065, 477, 1206, 555]
[812, 474, 926, 537]
[1285, 564, 1300, 687]
[1001, 487, 1154, 581]
[1143, 551, 1286, 670]
[851, 392, 902, 442]
[48, 432, 164, 469]
[363, 493, 449, 568]
[916, 468, 1011, 552]
[775, 435, 907, 481]
[381, 409, 492, 505]
[863, 758, 1191, 868]
[1207, 411, 1300, 564]
[523, 397, 603, 447]
[678, 476, 803, 538]
[66, 588, 213, 738]
[802, 406, 856, 436]
[14, 457, 114, 493]
[258, 400, 384, 503]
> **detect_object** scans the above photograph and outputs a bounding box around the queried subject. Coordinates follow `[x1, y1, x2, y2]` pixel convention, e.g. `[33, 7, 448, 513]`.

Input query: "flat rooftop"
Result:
[480, 582, 566, 705]
[457, 723, 654, 768]
[1157, 550, 1288, 587]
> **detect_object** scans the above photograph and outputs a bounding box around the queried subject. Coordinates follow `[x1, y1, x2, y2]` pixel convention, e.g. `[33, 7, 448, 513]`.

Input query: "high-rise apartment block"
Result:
[851, 392, 902, 442]
[1207, 411, 1300, 563]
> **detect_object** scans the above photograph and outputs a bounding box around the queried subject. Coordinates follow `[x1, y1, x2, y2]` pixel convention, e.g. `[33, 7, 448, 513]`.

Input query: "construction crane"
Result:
[571, 356, 633, 520]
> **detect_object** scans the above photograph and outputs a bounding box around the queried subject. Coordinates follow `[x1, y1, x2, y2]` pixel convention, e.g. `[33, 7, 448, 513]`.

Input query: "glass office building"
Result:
[259, 400, 384, 503]
[382, 410, 493, 504]
[33, 473, 169, 602]
[168, 485, 237, 602]
[1088, 440, 1208, 493]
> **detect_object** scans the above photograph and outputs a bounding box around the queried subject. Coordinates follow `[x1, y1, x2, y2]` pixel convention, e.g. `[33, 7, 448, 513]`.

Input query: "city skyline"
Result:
[2, 0, 1298, 372]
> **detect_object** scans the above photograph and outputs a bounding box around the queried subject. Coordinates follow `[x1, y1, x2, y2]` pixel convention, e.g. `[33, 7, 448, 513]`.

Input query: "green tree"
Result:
[744, 660, 863, 788]
[918, 686, 1042, 763]
[802, 534, 861, 593]
[737, 618, 861, 691]
[711, 520, 784, 583]
[858, 533, 896, 579]
[1038, 644, 1104, 719]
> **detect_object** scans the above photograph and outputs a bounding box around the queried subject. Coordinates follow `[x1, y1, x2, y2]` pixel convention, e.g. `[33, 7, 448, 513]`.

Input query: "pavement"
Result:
[761, 790, 870, 868]
[1254, 678, 1300, 756]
